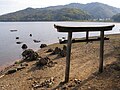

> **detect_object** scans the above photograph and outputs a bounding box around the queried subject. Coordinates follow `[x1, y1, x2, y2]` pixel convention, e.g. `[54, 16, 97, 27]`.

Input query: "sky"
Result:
[0, 0, 120, 15]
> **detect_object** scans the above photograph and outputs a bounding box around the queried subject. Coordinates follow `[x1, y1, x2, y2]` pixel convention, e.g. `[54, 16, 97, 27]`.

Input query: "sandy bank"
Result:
[0, 34, 120, 90]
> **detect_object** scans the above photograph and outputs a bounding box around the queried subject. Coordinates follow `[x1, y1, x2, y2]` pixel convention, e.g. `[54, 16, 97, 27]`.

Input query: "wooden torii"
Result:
[54, 24, 115, 83]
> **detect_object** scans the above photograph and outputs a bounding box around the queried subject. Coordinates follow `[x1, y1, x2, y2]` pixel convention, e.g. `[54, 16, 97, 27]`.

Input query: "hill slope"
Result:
[0, 2, 120, 21]
[0, 8, 91, 21]
[47, 2, 120, 19]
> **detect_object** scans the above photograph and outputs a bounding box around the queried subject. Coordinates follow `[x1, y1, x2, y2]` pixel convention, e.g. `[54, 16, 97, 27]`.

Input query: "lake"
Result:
[0, 22, 120, 68]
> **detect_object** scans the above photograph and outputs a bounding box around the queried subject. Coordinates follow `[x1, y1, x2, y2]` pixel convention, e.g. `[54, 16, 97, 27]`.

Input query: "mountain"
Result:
[111, 13, 120, 22]
[0, 8, 91, 21]
[46, 2, 120, 19]
[0, 2, 120, 21]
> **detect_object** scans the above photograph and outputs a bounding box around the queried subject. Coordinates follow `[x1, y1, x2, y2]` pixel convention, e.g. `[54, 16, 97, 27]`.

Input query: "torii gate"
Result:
[54, 24, 115, 83]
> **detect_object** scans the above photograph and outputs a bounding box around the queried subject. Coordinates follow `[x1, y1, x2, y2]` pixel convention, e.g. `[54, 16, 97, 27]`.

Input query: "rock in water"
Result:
[30, 34, 32, 37]
[16, 37, 19, 39]
[21, 44, 28, 49]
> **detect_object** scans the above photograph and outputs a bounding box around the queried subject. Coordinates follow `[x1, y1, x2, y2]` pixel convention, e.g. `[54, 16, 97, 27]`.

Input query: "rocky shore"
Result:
[0, 34, 120, 90]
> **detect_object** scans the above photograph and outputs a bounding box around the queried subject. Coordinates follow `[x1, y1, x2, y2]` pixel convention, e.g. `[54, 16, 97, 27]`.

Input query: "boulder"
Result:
[22, 49, 38, 61]
[59, 50, 66, 57]
[40, 44, 47, 48]
[63, 45, 67, 51]
[54, 47, 61, 54]
[36, 57, 50, 66]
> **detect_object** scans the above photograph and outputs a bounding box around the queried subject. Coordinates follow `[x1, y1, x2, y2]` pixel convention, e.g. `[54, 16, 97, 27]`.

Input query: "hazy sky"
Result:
[0, 0, 120, 15]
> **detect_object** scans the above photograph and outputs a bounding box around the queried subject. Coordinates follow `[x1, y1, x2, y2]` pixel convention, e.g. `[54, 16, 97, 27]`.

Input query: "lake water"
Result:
[0, 22, 120, 68]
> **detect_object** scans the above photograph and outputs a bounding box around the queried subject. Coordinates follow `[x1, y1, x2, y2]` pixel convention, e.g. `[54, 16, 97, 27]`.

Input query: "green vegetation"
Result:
[112, 13, 120, 22]
[0, 8, 91, 21]
[0, 2, 120, 21]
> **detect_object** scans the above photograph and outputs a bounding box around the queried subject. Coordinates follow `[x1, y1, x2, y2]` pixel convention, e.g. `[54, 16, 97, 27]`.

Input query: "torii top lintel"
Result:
[54, 24, 115, 32]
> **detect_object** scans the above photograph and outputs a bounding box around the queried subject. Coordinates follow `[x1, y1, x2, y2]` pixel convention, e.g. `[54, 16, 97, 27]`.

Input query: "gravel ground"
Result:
[0, 34, 120, 90]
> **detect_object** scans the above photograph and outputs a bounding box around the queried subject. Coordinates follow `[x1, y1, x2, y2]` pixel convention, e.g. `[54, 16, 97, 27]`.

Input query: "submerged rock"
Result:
[16, 41, 23, 44]
[10, 30, 17, 32]
[30, 34, 32, 37]
[16, 37, 19, 39]
[33, 39, 41, 43]
[21, 44, 28, 49]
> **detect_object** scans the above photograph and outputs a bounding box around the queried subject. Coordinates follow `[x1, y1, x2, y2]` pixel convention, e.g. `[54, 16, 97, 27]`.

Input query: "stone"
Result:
[74, 79, 81, 84]
[17, 66, 25, 71]
[50, 47, 61, 55]
[32, 84, 41, 88]
[47, 61, 55, 67]
[68, 84, 75, 87]
[0, 75, 5, 79]
[30, 34, 32, 37]
[6, 69, 17, 75]
[33, 39, 41, 43]
[16, 41, 23, 44]
[50, 46, 66, 57]
[59, 50, 66, 57]
[36, 57, 50, 66]
[20, 63, 28, 66]
[21, 44, 28, 49]
[14, 60, 22, 64]
[50, 77, 54, 82]
[40, 44, 47, 48]
[32, 77, 55, 89]
[54, 47, 61, 54]
[63, 45, 67, 51]
[16, 37, 19, 39]
[22, 49, 38, 61]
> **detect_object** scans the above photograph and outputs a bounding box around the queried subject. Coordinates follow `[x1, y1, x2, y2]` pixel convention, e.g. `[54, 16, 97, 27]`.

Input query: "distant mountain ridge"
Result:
[0, 2, 120, 21]
[46, 2, 120, 19]
[0, 8, 91, 21]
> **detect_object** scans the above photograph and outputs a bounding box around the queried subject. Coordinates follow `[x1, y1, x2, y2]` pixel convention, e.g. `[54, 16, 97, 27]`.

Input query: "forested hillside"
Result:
[0, 8, 91, 21]
[0, 2, 120, 21]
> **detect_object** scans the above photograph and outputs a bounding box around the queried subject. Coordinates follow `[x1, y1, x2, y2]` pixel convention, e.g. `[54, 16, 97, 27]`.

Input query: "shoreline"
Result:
[0, 33, 120, 72]
[0, 33, 120, 89]
[0, 59, 21, 72]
